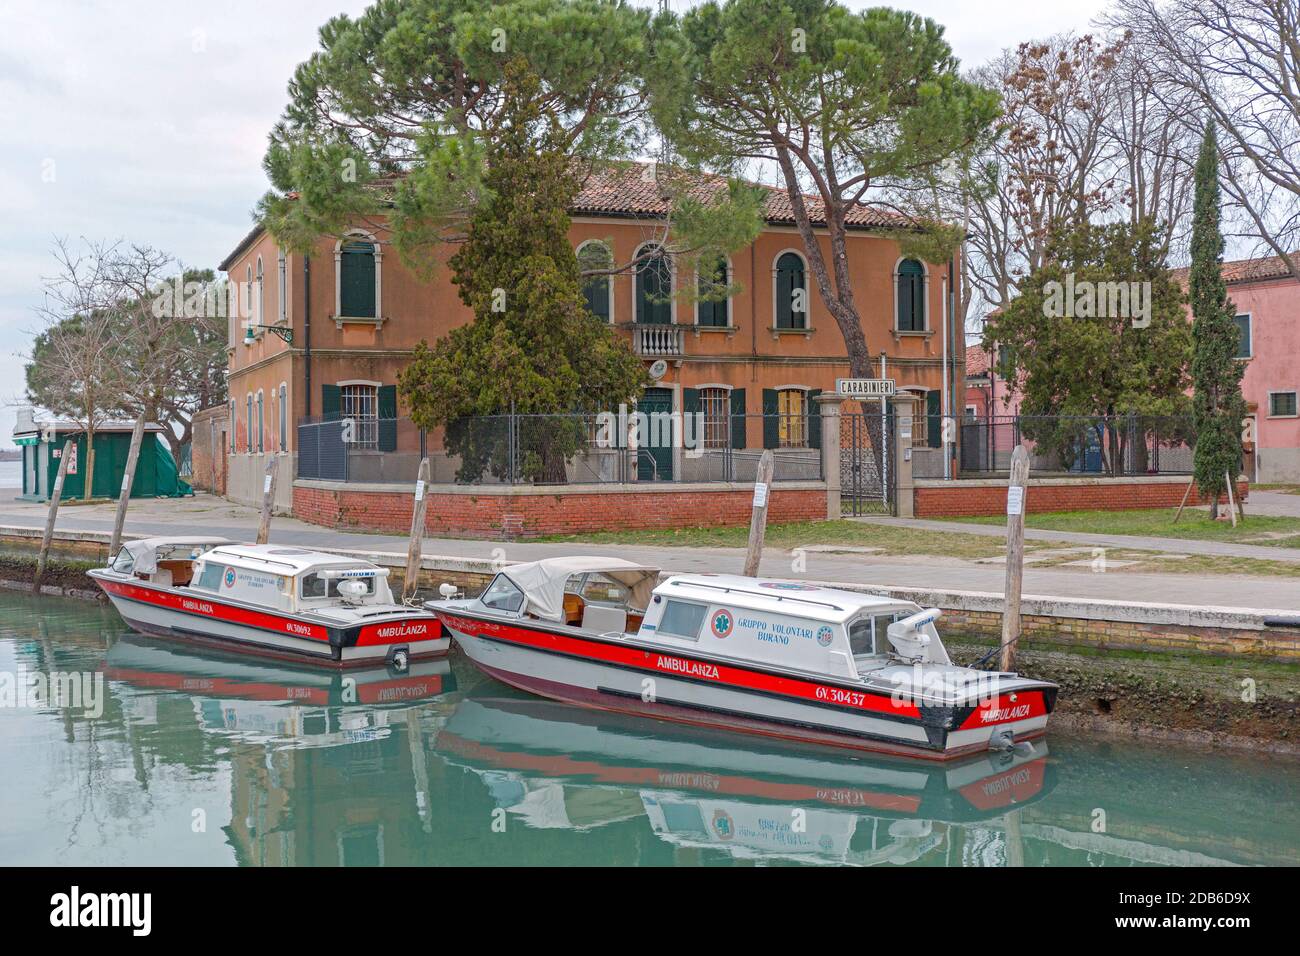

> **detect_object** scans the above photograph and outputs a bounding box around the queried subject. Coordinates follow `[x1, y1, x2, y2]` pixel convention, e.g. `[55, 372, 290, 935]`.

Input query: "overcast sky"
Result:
[0, 0, 1111, 448]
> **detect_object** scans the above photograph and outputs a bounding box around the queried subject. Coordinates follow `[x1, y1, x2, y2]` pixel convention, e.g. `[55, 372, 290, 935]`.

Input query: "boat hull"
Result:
[93, 573, 448, 667]
[438, 612, 1052, 761]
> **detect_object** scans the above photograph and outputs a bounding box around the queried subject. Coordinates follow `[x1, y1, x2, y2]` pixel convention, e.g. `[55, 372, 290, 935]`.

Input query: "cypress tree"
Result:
[1189, 121, 1247, 518]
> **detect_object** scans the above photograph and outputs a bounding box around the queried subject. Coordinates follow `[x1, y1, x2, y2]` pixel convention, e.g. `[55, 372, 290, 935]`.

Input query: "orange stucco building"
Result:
[218, 163, 964, 506]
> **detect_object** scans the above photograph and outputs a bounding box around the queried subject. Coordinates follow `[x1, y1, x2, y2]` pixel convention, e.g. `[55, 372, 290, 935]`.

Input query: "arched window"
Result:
[774, 252, 807, 329]
[256, 391, 264, 454]
[696, 257, 730, 328]
[635, 244, 672, 325]
[277, 248, 287, 323]
[246, 394, 254, 453]
[338, 237, 377, 318]
[896, 258, 926, 332]
[244, 265, 252, 323]
[278, 384, 288, 453]
[577, 241, 613, 322]
[255, 256, 264, 325]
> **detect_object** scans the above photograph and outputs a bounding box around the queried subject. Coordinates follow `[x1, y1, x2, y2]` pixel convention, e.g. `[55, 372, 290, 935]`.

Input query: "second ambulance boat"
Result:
[90, 537, 446, 667]
[428, 557, 1058, 761]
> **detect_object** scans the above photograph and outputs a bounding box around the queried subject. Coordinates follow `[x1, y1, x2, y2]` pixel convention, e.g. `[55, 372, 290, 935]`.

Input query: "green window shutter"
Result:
[582, 277, 610, 321]
[776, 253, 806, 330]
[340, 241, 376, 318]
[897, 259, 925, 332]
[378, 385, 397, 452]
[697, 258, 728, 327]
[636, 251, 672, 324]
[681, 388, 700, 456]
[926, 390, 942, 449]
[762, 389, 779, 449]
[807, 388, 822, 449]
[730, 388, 747, 449]
[321, 384, 341, 421]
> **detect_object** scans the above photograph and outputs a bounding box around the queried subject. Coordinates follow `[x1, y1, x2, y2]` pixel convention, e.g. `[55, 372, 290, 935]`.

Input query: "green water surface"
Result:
[1, 592, 1296, 867]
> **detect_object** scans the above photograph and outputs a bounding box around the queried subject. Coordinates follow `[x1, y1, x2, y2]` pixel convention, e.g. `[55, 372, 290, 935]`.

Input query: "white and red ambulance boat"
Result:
[427, 557, 1057, 761]
[90, 537, 446, 667]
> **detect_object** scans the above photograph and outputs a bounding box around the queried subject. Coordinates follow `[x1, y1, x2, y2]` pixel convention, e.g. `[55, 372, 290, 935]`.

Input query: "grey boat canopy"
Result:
[117, 536, 237, 574]
[501, 557, 660, 623]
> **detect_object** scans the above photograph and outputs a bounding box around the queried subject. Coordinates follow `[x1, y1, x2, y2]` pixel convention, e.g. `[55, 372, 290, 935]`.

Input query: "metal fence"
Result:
[956, 414, 1196, 477]
[297, 412, 824, 485]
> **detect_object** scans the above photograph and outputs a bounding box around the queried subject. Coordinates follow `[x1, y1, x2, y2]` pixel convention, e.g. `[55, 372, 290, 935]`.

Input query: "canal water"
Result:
[2, 591, 1296, 867]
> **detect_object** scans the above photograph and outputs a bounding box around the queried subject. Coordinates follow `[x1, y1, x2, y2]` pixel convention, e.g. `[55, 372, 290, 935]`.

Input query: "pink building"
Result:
[962, 341, 1024, 471]
[1204, 252, 1300, 483]
[967, 251, 1300, 482]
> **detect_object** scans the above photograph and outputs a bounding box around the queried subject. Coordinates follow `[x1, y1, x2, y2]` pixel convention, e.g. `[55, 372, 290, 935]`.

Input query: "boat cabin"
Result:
[467, 559, 949, 682]
[110, 538, 401, 613]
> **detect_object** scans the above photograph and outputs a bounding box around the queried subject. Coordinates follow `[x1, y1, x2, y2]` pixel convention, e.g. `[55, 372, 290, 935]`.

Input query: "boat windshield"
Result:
[301, 572, 377, 600]
[849, 611, 908, 658]
[480, 574, 525, 613]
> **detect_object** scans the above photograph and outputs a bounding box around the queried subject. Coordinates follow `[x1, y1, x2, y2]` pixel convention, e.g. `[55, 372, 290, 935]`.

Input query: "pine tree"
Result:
[1189, 121, 1247, 518]
[398, 64, 647, 483]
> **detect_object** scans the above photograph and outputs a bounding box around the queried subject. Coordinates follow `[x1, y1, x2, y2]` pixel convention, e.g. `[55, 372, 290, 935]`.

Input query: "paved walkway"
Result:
[2, 493, 1298, 612]
[849, 515, 1300, 564]
[1249, 490, 1300, 518]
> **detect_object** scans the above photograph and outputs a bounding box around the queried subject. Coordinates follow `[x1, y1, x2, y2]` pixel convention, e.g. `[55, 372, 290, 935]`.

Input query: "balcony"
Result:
[631, 323, 684, 357]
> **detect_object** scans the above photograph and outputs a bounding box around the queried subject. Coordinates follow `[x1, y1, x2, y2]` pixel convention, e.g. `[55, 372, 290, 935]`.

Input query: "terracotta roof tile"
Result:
[965, 343, 991, 376]
[1170, 251, 1300, 286]
[572, 161, 914, 230]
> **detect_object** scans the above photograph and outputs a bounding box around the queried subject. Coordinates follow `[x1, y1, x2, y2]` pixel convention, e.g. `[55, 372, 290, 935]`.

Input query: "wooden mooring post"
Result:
[108, 414, 147, 558]
[256, 456, 278, 545]
[403, 458, 431, 602]
[33, 439, 75, 594]
[999, 445, 1030, 672]
[742, 450, 775, 577]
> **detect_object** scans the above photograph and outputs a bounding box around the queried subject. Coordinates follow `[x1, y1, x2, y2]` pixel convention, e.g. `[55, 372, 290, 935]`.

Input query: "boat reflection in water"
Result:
[86, 631, 1295, 867]
[105, 634, 454, 748]
[438, 693, 1055, 866]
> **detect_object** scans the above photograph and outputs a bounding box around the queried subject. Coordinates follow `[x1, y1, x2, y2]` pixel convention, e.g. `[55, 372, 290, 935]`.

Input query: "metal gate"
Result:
[840, 404, 895, 516]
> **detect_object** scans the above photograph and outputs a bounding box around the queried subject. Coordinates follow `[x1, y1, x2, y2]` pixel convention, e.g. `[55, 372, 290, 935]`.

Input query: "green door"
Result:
[638, 388, 674, 481]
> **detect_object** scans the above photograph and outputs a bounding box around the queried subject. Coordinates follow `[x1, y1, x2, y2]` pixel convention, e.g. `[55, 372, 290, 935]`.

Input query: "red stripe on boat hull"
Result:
[470, 657, 1043, 763]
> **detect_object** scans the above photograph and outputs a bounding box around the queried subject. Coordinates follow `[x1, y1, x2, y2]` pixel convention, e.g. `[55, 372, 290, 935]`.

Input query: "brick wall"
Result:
[190, 405, 230, 495]
[914, 477, 1250, 518]
[293, 482, 827, 537]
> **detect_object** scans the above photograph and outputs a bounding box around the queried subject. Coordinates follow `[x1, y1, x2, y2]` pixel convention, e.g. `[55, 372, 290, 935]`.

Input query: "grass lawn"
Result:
[537, 519, 1017, 560]
[1253, 484, 1300, 495]
[953, 507, 1300, 545]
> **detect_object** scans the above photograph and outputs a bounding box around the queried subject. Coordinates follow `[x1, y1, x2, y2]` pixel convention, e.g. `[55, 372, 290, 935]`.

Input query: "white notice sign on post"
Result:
[264, 474, 273, 494]
[1006, 486, 1025, 516]
[414, 479, 426, 502]
[752, 482, 768, 508]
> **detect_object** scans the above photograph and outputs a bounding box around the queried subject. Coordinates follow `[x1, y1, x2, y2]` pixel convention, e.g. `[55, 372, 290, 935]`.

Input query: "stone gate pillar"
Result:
[891, 393, 916, 518]
[816, 393, 845, 520]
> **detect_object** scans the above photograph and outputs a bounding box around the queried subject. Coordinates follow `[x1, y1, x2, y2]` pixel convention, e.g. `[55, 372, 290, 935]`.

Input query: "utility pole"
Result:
[403, 458, 431, 602]
[256, 456, 278, 545]
[999, 445, 1029, 672]
[109, 414, 147, 557]
[33, 439, 75, 594]
[743, 450, 775, 577]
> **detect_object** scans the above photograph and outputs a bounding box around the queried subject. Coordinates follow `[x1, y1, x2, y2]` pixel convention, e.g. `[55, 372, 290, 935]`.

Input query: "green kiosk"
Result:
[13, 409, 191, 502]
